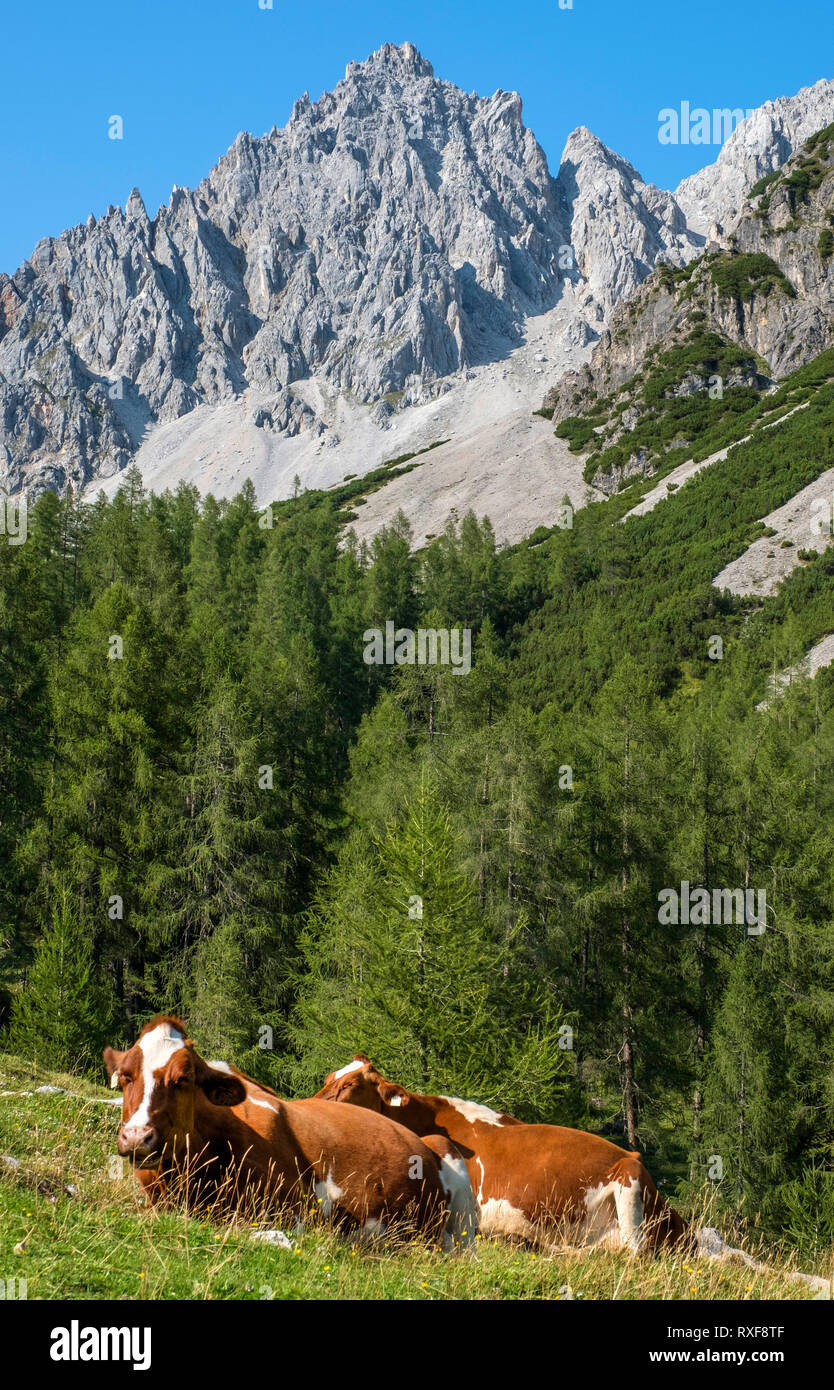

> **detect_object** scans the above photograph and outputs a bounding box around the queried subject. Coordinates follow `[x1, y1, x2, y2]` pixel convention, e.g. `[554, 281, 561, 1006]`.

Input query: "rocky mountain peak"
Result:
[1, 47, 830, 508]
[554, 127, 701, 323]
[345, 40, 435, 81]
[676, 76, 834, 231]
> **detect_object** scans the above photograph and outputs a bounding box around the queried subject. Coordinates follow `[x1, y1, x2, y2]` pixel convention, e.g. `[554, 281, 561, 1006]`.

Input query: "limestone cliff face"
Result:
[0, 42, 700, 497]
[2, 43, 830, 502]
[554, 126, 702, 326]
[675, 77, 834, 232]
[543, 126, 834, 439]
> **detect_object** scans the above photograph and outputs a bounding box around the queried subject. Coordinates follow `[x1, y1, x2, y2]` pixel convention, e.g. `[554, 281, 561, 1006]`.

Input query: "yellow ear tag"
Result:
[110, 1071, 120, 1090]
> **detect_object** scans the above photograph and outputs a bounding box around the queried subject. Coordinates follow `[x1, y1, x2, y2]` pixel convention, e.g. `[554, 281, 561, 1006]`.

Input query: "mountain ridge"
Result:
[1, 43, 832, 527]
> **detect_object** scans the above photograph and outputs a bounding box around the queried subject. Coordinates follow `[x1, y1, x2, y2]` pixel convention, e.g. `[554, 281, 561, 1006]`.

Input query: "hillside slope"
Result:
[0, 1053, 827, 1300]
[542, 124, 834, 497]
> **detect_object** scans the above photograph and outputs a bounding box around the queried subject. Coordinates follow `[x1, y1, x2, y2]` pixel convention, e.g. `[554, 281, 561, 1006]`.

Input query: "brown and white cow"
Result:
[315, 1055, 690, 1254]
[103, 1017, 475, 1248]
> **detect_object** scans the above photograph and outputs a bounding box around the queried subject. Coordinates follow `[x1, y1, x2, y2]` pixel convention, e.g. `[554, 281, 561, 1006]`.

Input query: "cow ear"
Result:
[379, 1082, 409, 1107]
[103, 1047, 125, 1088]
[353, 1053, 373, 1065]
[195, 1058, 247, 1108]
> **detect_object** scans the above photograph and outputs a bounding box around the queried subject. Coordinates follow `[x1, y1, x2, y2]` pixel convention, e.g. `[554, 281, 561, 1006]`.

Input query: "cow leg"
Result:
[135, 1168, 168, 1205]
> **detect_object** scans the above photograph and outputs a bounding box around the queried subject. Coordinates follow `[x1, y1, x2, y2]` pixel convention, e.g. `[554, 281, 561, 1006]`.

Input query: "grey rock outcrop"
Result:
[0, 43, 569, 495]
[2, 43, 831, 503]
[0, 41, 701, 498]
[544, 123, 834, 434]
[555, 127, 703, 322]
[676, 77, 834, 232]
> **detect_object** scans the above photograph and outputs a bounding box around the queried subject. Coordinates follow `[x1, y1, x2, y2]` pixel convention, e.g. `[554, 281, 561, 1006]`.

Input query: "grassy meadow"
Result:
[1, 1053, 830, 1303]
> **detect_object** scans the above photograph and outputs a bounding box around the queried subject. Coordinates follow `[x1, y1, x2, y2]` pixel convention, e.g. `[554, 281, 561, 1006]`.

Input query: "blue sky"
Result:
[2, 0, 832, 272]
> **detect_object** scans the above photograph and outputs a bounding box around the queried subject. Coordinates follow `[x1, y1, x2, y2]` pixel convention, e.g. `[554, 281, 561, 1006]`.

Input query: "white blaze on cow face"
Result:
[333, 1059, 365, 1081]
[124, 1023, 185, 1135]
[441, 1096, 503, 1127]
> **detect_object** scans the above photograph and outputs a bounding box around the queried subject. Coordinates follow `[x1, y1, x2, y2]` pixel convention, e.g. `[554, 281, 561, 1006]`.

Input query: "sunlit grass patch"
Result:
[0, 1053, 830, 1301]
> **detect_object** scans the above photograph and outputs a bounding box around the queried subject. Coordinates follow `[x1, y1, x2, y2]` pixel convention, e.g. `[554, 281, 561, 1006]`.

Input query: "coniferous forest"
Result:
[3, 380, 834, 1253]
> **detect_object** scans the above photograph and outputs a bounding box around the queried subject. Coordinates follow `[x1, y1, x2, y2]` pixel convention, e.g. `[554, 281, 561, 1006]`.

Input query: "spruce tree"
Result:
[290, 773, 568, 1117]
[9, 891, 115, 1073]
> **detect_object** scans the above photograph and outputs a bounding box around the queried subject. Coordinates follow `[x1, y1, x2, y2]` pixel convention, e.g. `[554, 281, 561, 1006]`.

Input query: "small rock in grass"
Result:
[252, 1229, 293, 1249]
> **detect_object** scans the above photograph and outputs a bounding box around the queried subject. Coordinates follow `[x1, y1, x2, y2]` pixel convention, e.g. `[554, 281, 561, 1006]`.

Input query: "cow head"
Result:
[315, 1055, 411, 1113]
[103, 1016, 246, 1167]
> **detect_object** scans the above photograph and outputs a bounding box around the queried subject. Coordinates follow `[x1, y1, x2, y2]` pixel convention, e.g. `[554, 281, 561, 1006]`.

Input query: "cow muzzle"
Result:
[118, 1124, 160, 1163]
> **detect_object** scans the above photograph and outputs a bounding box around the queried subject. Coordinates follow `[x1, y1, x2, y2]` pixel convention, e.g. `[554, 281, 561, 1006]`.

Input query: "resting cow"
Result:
[315, 1055, 690, 1253]
[103, 1017, 475, 1248]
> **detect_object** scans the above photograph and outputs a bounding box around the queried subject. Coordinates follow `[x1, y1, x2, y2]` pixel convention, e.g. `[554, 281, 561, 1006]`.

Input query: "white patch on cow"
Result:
[579, 1177, 644, 1252]
[479, 1197, 536, 1241]
[247, 1095, 279, 1112]
[208, 1059, 232, 1073]
[333, 1059, 364, 1080]
[578, 1181, 621, 1247]
[438, 1154, 477, 1250]
[441, 1096, 503, 1127]
[125, 1023, 184, 1135]
[475, 1157, 486, 1204]
[362, 1216, 385, 1236]
[614, 1176, 645, 1253]
[388, 1095, 404, 1106]
[313, 1168, 343, 1217]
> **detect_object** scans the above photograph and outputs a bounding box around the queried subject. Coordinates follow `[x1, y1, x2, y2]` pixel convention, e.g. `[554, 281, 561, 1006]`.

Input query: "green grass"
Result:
[0, 1053, 828, 1301]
